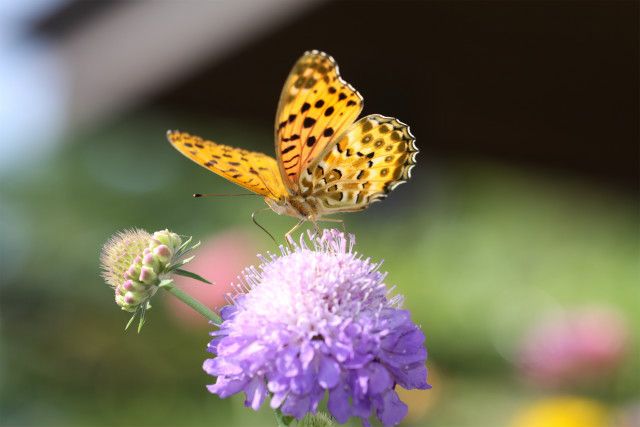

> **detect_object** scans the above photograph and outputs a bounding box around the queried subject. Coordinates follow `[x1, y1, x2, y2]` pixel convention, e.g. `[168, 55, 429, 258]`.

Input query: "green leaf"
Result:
[167, 255, 196, 271]
[180, 255, 196, 265]
[125, 312, 137, 331]
[185, 240, 201, 252]
[175, 235, 193, 257]
[173, 268, 213, 284]
[137, 317, 145, 333]
[137, 306, 147, 333]
[175, 237, 202, 260]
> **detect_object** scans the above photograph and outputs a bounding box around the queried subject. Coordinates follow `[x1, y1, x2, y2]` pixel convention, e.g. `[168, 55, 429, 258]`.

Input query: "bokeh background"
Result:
[1, 1, 638, 426]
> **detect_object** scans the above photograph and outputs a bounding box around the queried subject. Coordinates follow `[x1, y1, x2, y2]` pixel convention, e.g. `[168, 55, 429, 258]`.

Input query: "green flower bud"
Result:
[100, 228, 183, 313]
[100, 228, 208, 331]
[115, 294, 133, 312]
[122, 279, 145, 293]
[141, 250, 159, 269]
[138, 265, 157, 284]
[151, 229, 182, 252]
[153, 245, 172, 263]
[125, 262, 142, 281]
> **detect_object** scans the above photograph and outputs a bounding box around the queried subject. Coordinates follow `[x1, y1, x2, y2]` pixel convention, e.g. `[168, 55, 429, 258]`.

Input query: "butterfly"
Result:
[168, 50, 418, 236]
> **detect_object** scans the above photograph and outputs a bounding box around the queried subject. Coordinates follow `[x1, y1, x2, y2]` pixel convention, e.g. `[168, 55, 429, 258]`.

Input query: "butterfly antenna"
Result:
[193, 193, 262, 198]
[252, 208, 277, 245]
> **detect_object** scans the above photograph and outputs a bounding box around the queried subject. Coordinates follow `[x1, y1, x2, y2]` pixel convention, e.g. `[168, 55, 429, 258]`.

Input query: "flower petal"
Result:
[318, 356, 341, 389]
[270, 391, 288, 409]
[206, 376, 249, 398]
[328, 385, 351, 423]
[282, 393, 311, 420]
[368, 362, 393, 395]
[202, 357, 243, 376]
[244, 377, 267, 410]
[375, 390, 408, 427]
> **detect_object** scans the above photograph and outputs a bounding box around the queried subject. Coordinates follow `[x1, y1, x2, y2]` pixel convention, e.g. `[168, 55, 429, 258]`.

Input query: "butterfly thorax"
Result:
[264, 196, 321, 220]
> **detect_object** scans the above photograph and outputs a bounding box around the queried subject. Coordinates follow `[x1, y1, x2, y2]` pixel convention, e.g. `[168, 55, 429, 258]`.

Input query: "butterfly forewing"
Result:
[275, 50, 363, 193]
[167, 130, 287, 200]
[300, 115, 418, 213]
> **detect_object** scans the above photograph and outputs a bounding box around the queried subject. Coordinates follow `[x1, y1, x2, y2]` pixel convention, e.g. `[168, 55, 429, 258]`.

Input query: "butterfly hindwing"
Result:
[167, 130, 287, 200]
[275, 50, 363, 193]
[300, 115, 418, 213]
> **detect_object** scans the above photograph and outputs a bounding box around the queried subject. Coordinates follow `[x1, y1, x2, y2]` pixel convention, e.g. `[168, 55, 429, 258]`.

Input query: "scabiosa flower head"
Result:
[100, 229, 182, 312]
[204, 230, 430, 427]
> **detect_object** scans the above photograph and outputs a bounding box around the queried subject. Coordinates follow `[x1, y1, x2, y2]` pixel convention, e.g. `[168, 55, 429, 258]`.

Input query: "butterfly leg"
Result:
[285, 217, 307, 245]
[309, 220, 321, 240]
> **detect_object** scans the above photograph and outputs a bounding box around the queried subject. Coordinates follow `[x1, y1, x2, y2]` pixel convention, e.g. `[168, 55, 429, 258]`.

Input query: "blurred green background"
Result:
[1, 1, 638, 426]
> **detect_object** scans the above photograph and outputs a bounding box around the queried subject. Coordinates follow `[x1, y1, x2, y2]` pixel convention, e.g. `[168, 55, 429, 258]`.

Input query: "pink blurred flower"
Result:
[517, 308, 629, 387]
[165, 229, 258, 327]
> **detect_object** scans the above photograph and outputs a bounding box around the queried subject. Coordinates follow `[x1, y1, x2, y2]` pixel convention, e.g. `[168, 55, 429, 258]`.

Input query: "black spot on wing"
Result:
[306, 136, 316, 147]
[282, 145, 296, 154]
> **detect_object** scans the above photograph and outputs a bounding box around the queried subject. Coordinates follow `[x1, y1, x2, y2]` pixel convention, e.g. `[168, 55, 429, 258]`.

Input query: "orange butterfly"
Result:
[168, 50, 417, 236]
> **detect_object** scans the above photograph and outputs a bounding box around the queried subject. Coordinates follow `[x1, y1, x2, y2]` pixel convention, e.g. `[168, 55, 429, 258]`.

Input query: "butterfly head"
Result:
[264, 196, 319, 220]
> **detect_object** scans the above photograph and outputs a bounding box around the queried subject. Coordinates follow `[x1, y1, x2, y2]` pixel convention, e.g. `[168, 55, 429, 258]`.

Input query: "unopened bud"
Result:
[152, 230, 182, 252]
[142, 252, 157, 267]
[138, 266, 157, 284]
[153, 245, 171, 263]
[124, 291, 140, 305]
[125, 264, 140, 280]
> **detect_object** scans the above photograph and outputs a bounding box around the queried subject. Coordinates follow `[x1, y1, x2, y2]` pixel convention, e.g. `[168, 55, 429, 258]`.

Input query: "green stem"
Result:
[161, 282, 221, 323]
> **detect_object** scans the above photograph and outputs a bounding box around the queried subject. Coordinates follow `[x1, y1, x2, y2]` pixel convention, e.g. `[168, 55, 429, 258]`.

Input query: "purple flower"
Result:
[203, 230, 430, 426]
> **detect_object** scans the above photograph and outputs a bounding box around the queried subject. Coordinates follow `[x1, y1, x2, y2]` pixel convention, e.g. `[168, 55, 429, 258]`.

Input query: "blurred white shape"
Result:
[0, 0, 67, 174]
[54, 0, 323, 129]
[0, 0, 323, 174]
[0, 41, 67, 173]
[0, 0, 63, 36]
